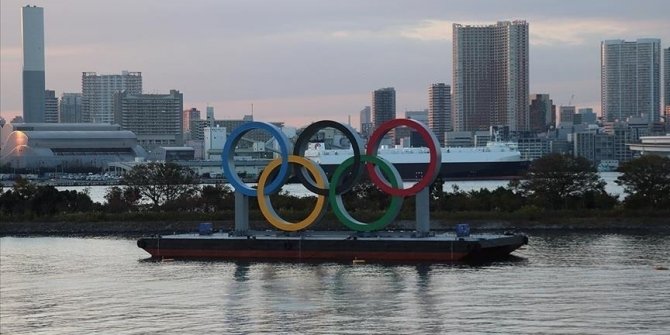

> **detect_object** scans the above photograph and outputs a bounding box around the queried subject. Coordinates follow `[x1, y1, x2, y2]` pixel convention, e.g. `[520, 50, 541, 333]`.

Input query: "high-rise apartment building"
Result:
[183, 107, 201, 135]
[59, 93, 83, 123]
[22, 5, 45, 123]
[82, 71, 142, 123]
[664, 47, 670, 120]
[44, 90, 58, 123]
[529, 94, 555, 132]
[372, 88, 396, 143]
[428, 83, 452, 146]
[113, 89, 183, 150]
[601, 39, 661, 123]
[372, 88, 396, 129]
[206, 106, 215, 124]
[359, 106, 372, 138]
[453, 21, 529, 132]
[557, 105, 576, 127]
[405, 110, 428, 125]
[577, 108, 597, 125]
[404, 109, 430, 147]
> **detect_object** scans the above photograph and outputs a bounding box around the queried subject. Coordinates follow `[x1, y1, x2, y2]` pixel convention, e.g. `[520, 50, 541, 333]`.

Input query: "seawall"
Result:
[2, 217, 669, 237]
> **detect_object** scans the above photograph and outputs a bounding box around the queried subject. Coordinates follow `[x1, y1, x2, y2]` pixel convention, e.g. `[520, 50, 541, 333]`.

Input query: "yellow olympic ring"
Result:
[257, 155, 328, 231]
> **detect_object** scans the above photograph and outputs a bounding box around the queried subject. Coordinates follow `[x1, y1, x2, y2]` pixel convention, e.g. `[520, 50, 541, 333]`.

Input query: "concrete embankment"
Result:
[2, 217, 669, 237]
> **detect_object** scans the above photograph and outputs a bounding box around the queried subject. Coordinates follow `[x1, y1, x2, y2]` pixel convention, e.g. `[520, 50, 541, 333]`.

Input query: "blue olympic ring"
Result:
[222, 122, 291, 196]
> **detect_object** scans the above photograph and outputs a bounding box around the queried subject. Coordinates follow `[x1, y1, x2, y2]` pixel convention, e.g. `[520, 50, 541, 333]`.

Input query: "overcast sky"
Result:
[1, 0, 669, 128]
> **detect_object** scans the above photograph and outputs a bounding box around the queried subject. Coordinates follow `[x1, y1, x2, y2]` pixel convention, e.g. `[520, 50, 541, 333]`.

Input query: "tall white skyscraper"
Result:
[428, 83, 452, 146]
[664, 47, 670, 120]
[453, 21, 529, 132]
[82, 71, 142, 123]
[21, 5, 45, 123]
[601, 39, 661, 123]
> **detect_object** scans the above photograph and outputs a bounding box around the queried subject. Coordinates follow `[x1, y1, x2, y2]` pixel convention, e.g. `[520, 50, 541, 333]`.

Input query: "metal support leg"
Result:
[415, 187, 430, 236]
[235, 192, 249, 235]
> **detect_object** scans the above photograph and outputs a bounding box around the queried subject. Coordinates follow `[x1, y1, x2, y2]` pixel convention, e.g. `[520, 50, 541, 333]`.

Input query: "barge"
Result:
[137, 230, 528, 263]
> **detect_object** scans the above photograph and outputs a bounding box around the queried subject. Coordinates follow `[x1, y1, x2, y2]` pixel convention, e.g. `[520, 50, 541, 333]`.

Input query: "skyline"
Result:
[1, 0, 670, 128]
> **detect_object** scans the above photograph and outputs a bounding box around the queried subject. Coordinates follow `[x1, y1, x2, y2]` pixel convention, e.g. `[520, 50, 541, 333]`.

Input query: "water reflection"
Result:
[1, 233, 669, 334]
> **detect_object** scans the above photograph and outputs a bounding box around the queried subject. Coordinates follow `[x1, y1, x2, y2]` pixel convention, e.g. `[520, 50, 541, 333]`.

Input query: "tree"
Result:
[517, 153, 609, 210]
[0, 179, 96, 216]
[104, 186, 141, 212]
[616, 155, 670, 209]
[197, 184, 235, 212]
[121, 162, 200, 209]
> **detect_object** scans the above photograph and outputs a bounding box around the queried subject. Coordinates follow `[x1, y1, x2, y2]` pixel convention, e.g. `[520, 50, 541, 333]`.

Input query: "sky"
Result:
[1, 0, 669, 128]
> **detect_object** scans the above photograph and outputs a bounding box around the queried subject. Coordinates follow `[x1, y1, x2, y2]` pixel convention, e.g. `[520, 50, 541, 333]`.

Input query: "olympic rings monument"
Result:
[137, 119, 528, 262]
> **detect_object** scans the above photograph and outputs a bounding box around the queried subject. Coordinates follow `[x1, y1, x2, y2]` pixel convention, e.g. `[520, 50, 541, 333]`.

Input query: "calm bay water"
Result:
[58, 172, 626, 204]
[1, 232, 669, 334]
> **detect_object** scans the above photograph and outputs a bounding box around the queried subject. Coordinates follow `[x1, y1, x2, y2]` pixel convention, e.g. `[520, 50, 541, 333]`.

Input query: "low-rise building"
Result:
[0, 123, 146, 170]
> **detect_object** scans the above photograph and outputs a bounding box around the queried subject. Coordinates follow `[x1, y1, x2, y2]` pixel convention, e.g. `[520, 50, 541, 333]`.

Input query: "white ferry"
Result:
[304, 141, 530, 180]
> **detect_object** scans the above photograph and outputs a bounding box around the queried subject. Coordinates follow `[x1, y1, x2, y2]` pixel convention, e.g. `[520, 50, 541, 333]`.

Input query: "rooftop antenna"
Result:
[348, 114, 351, 126]
[251, 103, 254, 117]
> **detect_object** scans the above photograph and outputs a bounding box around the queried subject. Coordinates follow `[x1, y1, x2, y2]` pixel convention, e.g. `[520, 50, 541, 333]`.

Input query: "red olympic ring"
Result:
[366, 118, 442, 197]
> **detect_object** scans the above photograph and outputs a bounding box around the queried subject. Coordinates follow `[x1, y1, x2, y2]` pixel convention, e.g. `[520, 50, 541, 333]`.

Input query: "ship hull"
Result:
[137, 231, 528, 263]
[319, 160, 530, 181]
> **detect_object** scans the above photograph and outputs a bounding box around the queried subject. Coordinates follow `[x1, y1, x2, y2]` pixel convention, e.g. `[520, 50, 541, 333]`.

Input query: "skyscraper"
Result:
[453, 21, 529, 132]
[557, 105, 576, 127]
[21, 5, 45, 123]
[183, 107, 201, 135]
[59, 93, 82, 123]
[601, 39, 661, 123]
[529, 94, 555, 132]
[577, 108, 597, 125]
[405, 110, 428, 125]
[82, 71, 142, 123]
[206, 106, 215, 125]
[428, 83, 452, 146]
[372, 88, 396, 129]
[664, 47, 670, 121]
[359, 106, 372, 138]
[44, 90, 58, 123]
[372, 88, 396, 143]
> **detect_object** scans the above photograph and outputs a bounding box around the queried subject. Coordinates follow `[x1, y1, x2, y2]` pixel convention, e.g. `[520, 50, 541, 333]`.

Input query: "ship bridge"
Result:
[628, 135, 670, 158]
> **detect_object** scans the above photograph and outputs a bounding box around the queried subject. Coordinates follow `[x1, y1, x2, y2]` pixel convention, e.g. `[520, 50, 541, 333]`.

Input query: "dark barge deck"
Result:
[137, 231, 528, 263]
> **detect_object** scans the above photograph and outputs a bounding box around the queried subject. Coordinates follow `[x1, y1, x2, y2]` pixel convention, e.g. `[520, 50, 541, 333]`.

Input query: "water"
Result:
[58, 172, 625, 204]
[2, 232, 669, 334]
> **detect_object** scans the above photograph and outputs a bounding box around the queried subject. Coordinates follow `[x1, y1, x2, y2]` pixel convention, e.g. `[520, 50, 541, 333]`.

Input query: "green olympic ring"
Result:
[328, 155, 404, 232]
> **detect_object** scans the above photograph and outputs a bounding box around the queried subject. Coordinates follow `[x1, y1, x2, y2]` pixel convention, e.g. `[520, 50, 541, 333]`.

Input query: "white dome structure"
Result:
[1, 126, 147, 169]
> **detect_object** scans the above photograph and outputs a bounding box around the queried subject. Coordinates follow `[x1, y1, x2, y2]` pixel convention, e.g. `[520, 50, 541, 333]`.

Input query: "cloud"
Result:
[328, 28, 397, 40]
[399, 20, 452, 41]
[531, 19, 670, 46]
[392, 18, 670, 46]
[45, 44, 103, 57]
[0, 47, 21, 60]
[328, 20, 453, 42]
